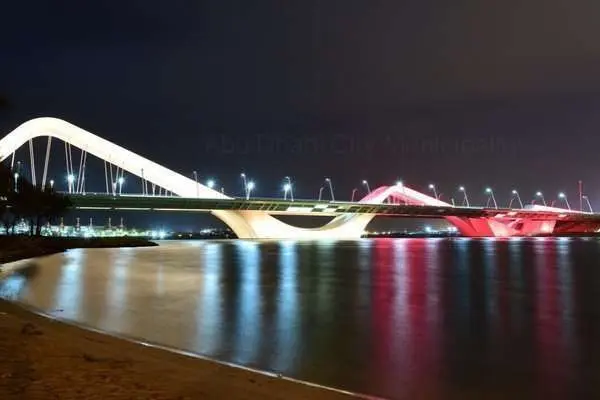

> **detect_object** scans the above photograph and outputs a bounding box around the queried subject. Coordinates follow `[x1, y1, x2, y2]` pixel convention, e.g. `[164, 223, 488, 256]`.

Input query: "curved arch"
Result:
[0, 117, 227, 199]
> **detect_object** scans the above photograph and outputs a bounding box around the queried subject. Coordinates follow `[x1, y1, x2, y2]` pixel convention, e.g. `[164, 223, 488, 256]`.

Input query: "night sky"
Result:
[3, 1, 600, 228]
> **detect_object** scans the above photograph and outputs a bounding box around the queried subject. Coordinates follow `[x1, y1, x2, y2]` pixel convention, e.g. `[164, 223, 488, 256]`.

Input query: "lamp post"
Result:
[583, 195, 593, 213]
[283, 183, 291, 200]
[325, 178, 335, 201]
[351, 188, 358, 202]
[510, 189, 523, 209]
[193, 171, 199, 197]
[535, 191, 547, 206]
[49, 179, 54, 190]
[362, 180, 371, 194]
[459, 186, 470, 207]
[67, 174, 75, 194]
[284, 176, 294, 201]
[485, 187, 498, 209]
[240, 173, 247, 198]
[558, 192, 570, 210]
[246, 181, 255, 200]
[428, 184, 438, 200]
[13, 172, 18, 192]
[318, 186, 324, 201]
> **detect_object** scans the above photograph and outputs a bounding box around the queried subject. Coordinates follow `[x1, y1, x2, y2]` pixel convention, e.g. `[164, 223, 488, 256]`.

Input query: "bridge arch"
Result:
[0, 118, 389, 238]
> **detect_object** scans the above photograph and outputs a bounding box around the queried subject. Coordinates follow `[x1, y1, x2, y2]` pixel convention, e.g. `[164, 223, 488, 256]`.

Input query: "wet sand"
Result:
[0, 238, 356, 400]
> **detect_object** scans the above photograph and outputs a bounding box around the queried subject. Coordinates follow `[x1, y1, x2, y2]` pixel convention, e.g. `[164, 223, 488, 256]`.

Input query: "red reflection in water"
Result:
[370, 239, 441, 397]
[535, 240, 568, 398]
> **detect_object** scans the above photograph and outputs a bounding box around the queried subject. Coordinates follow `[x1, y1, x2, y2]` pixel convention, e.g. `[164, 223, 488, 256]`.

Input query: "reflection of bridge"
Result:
[2, 117, 600, 238]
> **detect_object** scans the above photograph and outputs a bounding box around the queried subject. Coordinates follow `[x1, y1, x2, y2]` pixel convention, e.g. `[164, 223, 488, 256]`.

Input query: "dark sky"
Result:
[3, 0, 600, 222]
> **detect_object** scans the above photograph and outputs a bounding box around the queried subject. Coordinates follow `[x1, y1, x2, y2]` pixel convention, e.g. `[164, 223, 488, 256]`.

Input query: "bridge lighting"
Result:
[283, 183, 291, 200]
[396, 181, 403, 186]
[246, 181, 255, 200]
[485, 187, 498, 209]
[67, 174, 75, 193]
[49, 179, 54, 189]
[240, 173, 248, 197]
[318, 186, 324, 201]
[325, 178, 335, 201]
[206, 179, 215, 189]
[428, 184, 438, 200]
[118, 177, 125, 195]
[13, 172, 18, 192]
[558, 192, 571, 210]
[362, 180, 371, 194]
[535, 191, 547, 206]
[458, 186, 470, 207]
[351, 188, 358, 202]
[284, 176, 294, 201]
[510, 189, 524, 209]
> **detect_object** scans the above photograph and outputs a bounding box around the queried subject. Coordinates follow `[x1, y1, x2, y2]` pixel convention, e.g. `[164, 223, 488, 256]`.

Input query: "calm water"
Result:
[2, 238, 600, 399]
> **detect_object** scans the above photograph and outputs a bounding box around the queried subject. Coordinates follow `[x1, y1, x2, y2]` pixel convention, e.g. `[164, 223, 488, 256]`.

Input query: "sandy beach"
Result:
[0, 238, 357, 400]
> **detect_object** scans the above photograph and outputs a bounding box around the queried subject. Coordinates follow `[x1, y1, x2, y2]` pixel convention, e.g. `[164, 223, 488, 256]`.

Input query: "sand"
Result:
[0, 238, 359, 400]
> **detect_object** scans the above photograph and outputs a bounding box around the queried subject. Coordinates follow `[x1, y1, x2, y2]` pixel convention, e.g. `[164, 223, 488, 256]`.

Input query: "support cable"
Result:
[104, 161, 109, 194]
[42, 137, 52, 189]
[28, 139, 37, 187]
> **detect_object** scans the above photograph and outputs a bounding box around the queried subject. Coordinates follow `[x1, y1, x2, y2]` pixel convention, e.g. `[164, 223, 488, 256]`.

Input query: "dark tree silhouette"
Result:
[0, 163, 71, 235]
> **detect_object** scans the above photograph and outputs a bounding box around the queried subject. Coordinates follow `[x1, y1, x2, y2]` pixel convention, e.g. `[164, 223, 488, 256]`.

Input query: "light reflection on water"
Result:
[2, 238, 600, 399]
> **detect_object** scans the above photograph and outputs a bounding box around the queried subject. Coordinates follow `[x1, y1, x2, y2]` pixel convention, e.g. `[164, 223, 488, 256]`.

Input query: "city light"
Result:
[207, 179, 215, 189]
[428, 183, 438, 199]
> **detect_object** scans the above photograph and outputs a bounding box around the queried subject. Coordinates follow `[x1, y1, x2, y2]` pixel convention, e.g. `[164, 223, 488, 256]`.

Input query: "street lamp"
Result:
[284, 176, 294, 201]
[193, 171, 199, 197]
[583, 195, 593, 213]
[509, 189, 523, 209]
[283, 182, 291, 200]
[558, 192, 570, 210]
[318, 186, 324, 201]
[458, 186, 470, 207]
[351, 188, 358, 202]
[362, 180, 371, 194]
[535, 191, 547, 206]
[246, 181, 255, 200]
[240, 173, 248, 198]
[428, 183, 438, 200]
[67, 174, 75, 193]
[13, 172, 18, 192]
[206, 179, 215, 189]
[49, 179, 54, 190]
[485, 187, 498, 209]
[325, 178, 335, 201]
[118, 177, 125, 195]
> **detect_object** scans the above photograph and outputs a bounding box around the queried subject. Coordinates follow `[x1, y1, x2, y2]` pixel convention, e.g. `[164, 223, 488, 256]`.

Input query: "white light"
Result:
[486, 187, 492, 193]
[206, 179, 215, 189]
[67, 174, 75, 183]
[13, 172, 18, 179]
[429, 184, 434, 189]
[512, 189, 517, 194]
[459, 186, 465, 191]
[283, 183, 291, 191]
[558, 192, 565, 198]
[424, 225, 432, 233]
[118, 177, 125, 185]
[396, 181, 403, 186]
[536, 191, 542, 196]
[247, 181, 255, 190]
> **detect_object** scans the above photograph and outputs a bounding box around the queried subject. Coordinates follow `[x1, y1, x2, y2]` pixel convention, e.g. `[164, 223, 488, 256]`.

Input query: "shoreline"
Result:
[0, 237, 363, 400]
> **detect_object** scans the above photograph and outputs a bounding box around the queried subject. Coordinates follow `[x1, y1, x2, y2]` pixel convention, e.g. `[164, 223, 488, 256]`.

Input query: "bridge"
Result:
[2, 117, 600, 238]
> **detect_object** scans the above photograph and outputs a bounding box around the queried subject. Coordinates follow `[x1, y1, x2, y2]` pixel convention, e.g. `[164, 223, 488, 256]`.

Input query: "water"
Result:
[2, 238, 600, 399]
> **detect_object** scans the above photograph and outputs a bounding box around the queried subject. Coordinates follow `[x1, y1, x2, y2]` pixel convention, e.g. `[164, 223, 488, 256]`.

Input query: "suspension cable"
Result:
[28, 139, 37, 187]
[104, 161, 109, 194]
[41, 137, 52, 189]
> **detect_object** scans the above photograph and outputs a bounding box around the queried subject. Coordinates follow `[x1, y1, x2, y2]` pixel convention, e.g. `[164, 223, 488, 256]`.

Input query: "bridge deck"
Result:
[65, 194, 600, 221]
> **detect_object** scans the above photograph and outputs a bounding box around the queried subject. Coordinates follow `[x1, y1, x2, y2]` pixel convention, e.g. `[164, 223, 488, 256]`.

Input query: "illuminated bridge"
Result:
[2, 117, 600, 238]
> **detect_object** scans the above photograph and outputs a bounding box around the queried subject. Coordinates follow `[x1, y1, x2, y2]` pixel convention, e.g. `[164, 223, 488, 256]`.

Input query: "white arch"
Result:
[0, 117, 227, 199]
[1, 118, 450, 239]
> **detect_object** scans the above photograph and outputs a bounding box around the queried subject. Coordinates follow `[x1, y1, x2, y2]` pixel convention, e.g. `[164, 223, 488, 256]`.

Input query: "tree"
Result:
[0, 163, 71, 235]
